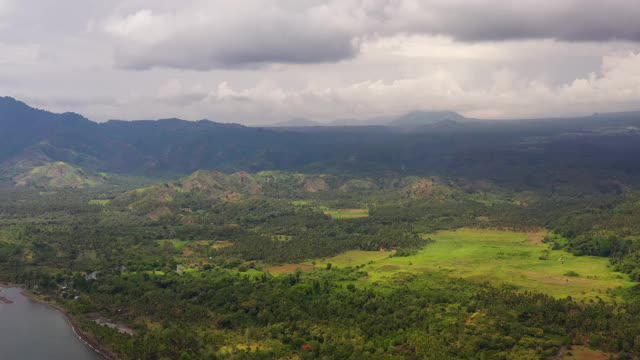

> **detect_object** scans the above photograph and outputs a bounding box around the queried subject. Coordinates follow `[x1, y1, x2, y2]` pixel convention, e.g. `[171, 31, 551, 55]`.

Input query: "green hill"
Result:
[12, 162, 105, 189]
[117, 170, 263, 217]
[3, 97, 640, 195]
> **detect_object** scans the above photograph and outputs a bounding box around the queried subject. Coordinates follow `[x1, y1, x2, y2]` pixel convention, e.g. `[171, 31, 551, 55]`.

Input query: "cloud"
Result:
[15, 49, 639, 124]
[0, 0, 11, 15]
[381, 0, 640, 43]
[0, 43, 39, 65]
[3, 0, 640, 123]
[105, 2, 359, 70]
[0, 0, 12, 28]
[156, 79, 208, 105]
[119, 52, 640, 123]
[103, 0, 640, 70]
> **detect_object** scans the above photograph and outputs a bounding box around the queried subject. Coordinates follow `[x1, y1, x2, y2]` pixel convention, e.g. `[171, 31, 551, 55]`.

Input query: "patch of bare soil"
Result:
[147, 206, 172, 220]
[212, 241, 233, 249]
[559, 346, 612, 360]
[405, 179, 434, 198]
[304, 178, 328, 192]
[266, 264, 313, 274]
[526, 230, 548, 245]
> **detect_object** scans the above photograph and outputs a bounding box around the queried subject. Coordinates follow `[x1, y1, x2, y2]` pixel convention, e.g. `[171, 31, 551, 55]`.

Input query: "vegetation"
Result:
[4, 98, 640, 358]
[2, 171, 640, 359]
[323, 208, 369, 220]
[12, 162, 105, 189]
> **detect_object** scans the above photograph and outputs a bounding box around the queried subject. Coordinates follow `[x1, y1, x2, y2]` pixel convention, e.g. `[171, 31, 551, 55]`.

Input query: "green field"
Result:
[156, 239, 190, 250]
[315, 229, 633, 300]
[305, 250, 392, 268]
[323, 208, 369, 219]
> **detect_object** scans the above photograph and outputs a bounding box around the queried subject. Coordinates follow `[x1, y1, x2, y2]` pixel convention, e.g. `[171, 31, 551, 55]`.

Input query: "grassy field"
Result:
[561, 346, 611, 360]
[366, 229, 633, 300]
[156, 239, 190, 250]
[157, 239, 232, 250]
[265, 264, 313, 274]
[266, 251, 391, 274]
[304, 250, 392, 268]
[323, 208, 369, 220]
[300, 229, 632, 300]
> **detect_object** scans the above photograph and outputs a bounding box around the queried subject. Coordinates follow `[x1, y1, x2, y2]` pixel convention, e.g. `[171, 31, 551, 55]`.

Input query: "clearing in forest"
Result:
[305, 250, 392, 268]
[265, 264, 314, 274]
[323, 208, 369, 219]
[560, 346, 611, 360]
[358, 229, 633, 300]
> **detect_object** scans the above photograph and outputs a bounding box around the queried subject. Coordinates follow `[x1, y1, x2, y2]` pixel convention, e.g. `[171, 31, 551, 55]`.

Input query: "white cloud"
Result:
[103, 0, 640, 70]
[2, 0, 640, 124]
[0, 0, 12, 28]
[0, 43, 39, 65]
[104, 1, 359, 70]
[0, 0, 12, 15]
[125, 52, 640, 123]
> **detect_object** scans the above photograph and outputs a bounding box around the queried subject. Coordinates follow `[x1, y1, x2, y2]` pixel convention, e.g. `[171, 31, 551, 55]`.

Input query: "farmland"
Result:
[4, 169, 640, 359]
[299, 229, 633, 300]
[323, 208, 369, 219]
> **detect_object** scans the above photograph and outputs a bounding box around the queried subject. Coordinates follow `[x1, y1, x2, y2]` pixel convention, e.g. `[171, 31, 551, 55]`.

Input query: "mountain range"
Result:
[269, 110, 467, 128]
[2, 96, 640, 192]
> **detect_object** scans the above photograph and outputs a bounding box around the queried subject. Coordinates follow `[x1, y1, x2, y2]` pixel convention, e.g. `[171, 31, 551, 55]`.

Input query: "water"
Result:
[0, 287, 102, 360]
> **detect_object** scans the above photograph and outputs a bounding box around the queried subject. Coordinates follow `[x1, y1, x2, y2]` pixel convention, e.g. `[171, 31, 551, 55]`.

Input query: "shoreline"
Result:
[10, 286, 117, 360]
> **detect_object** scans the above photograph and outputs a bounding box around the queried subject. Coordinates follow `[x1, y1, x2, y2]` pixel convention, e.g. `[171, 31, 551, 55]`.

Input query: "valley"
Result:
[2, 99, 640, 359]
[2, 165, 640, 359]
[300, 230, 631, 300]
[4, 2, 640, 358]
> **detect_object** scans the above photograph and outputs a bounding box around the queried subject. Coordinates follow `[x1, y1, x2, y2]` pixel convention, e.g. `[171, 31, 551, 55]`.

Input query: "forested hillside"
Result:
[3, 97, 640, 194]
[4, 98, 640, 359]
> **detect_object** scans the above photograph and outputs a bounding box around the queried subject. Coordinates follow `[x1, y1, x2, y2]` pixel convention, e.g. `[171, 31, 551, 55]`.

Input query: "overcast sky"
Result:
[1, 0, 640, 124]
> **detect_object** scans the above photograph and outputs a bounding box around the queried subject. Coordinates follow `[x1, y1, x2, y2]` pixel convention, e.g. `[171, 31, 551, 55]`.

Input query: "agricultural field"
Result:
[323, 208, 369, 219]
[5, 167, 640, 358]
[560, 346, 611, 360]
[303, 229, 633, 300]
[156, 239, 192, 250]
[304, 250, 392, 268]
[265, 263, 313, 274]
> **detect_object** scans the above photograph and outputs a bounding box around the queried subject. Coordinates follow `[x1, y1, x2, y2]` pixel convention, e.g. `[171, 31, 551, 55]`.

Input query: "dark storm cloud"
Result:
[401, 1, 640, 43]
[113, 25, 358, 71]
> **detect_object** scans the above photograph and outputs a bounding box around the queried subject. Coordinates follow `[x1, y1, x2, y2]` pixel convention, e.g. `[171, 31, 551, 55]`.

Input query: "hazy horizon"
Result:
[5, 95, 640, 127]
[1, 1, 640, 125]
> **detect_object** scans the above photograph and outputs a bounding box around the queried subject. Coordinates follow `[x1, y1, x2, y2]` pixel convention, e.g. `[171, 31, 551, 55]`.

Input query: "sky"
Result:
[1, 0, 640, 125]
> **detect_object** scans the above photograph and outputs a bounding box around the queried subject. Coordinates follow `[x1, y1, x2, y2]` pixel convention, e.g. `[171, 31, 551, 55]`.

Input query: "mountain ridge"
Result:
[3, 96, 640, 194]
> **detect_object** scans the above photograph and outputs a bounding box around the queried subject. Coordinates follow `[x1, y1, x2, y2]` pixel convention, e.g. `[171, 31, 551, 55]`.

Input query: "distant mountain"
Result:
[327, 118, 363, 126]
[270, 111, 467, 128]
[326, 116, 395, 126]
[0, 97, 324, 177]
[3, 96, 640, 193]
[0, 96, 105, 168]
[270, 118, 322, 127]
[388, 111, 466, 127]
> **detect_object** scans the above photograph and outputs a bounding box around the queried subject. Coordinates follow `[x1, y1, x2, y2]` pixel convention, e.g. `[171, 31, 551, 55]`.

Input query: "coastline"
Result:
[16, 288, 118, 360]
